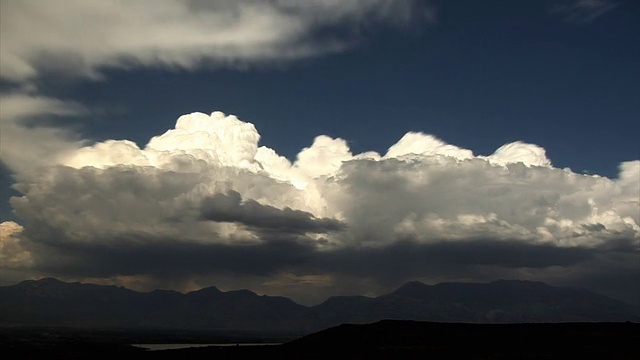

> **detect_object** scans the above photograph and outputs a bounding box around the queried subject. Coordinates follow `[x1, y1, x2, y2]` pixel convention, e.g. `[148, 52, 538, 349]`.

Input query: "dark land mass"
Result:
[2, 278, 640, 358]
[1, 278, 638, 334]
[2, 321, 639, 359]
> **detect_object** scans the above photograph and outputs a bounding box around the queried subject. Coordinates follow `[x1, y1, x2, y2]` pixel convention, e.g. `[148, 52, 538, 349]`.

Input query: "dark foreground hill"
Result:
[3, 321, 639, 359]
[1, 278, 638, 333]
[281, 320, 640, 359]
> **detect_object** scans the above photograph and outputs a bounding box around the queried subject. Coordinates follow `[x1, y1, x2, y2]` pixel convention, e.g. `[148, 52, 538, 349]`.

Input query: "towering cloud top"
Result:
[385, 132, 474, 160]
[488, 142, 552, 167]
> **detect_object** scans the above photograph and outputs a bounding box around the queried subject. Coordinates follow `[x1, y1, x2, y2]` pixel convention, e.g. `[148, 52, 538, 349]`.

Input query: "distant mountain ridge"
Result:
[1, 278, 637, 333]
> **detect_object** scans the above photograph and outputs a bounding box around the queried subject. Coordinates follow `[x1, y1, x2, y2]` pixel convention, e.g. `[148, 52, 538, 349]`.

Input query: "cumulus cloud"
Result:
[2, 111, 638, 305]
[0, 221, 40, 286]
[385, 132, 474, 161]
[0, 0, 432, 84]
[485, 142, 551, 167]
[0, 221, 33, 269]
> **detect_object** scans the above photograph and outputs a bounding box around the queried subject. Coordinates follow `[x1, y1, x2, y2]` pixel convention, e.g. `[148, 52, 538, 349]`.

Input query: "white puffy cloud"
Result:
[485, 141, 552, 167]
[384, 132, 473, 161]
[3, 111, 639, 305]
[64, 111, 263, 172]
[10, 112, 334, 252]
[0, 0, 432, 84]
[294, 136, 355, 179]
[0, 221, 33, 268]
[322, 152, 638, 249]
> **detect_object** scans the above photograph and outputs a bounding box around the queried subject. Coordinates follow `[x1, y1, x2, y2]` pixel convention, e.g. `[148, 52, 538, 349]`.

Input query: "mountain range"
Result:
[1, 278, 637, 333]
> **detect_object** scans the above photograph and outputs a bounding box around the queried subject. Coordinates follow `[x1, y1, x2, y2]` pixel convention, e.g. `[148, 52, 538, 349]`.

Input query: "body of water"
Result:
[133, 343, 282, 351]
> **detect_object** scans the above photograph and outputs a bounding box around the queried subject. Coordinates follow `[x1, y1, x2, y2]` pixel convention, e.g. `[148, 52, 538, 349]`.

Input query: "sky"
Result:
[0, 0, 638, 306]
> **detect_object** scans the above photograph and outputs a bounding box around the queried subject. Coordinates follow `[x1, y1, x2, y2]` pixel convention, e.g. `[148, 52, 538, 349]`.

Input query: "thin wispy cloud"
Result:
[551, 0, 619, 23]
[0, 0, 433, 84]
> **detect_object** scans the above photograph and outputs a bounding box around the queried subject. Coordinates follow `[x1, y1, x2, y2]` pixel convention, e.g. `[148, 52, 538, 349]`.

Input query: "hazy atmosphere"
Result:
[1, 0, 638, 307]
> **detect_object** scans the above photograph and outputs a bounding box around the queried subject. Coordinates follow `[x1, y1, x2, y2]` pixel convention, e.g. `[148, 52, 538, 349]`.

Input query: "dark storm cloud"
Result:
[302, 240, 639, 305]
[305, 239, 597, 280]
[538, 251, 640, 306]
[30, 234, 317, 278]
[26, 236, 595, 280]
[23, 230, 637, 300]
[200, 190, 346, 234]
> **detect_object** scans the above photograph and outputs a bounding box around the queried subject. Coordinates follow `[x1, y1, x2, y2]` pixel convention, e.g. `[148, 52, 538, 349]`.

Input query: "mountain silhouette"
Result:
[0, 278, 307, 331]
[1, 278, 637, 333]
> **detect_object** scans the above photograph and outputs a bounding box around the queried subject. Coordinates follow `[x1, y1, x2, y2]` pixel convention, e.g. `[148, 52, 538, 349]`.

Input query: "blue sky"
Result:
[0, 0, 638, 305]
[12, 0, 640, 175]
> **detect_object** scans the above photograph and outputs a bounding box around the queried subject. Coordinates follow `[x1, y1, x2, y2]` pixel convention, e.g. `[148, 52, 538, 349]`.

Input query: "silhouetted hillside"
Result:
[0, 278, 308, 332]
[309, 279, 639, 327]
[1, 278, 638, 333]
[3, 321, 639, 359]
[283, 320, 640, 359]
